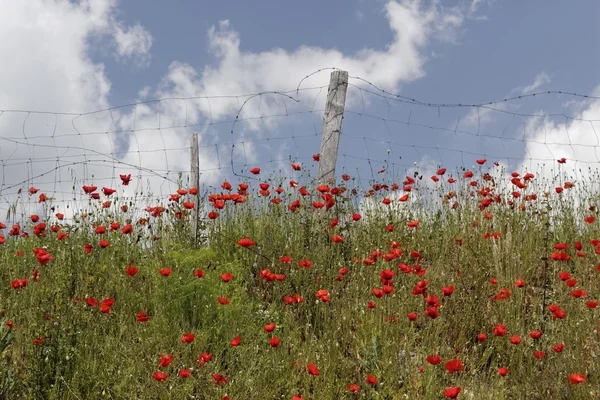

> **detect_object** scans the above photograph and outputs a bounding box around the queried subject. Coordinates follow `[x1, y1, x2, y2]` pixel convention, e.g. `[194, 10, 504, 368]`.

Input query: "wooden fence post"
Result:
[317, 70, 348, 185]
[190, 133, 200, 248]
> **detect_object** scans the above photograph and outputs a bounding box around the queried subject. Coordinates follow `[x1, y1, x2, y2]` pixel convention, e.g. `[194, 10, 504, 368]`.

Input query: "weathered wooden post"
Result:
[190, 133, 200, 247]
[317, 70, 348, 185]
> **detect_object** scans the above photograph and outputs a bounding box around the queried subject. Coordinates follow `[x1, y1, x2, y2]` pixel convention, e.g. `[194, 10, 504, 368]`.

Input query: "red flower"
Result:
[179, 369, 191, 378]
[510, 335, 521, 345]
[529, 330, 543, 339]
[444, 359, 464, 374]
[10, 279, 28, 289]
[441, 286, 454, 296]
[159, 354, 174, 367]
[426, 355, 442, 365]
[534, 351, 545, 359]
[514, 279, 525, 287]
[551, 343, 564, 353]
[443, 387, 462, 398]
[85, 298, 98, 307]
[181, 333, 195, 343]
[407, 312, 417, 321]
[584, 216, 595, 224]
[493, 324, 508, 336]
[99, 240, 110, 248]
[220, 273, 234, 282]
[250, 167, 260, 175]
[212, 374, 228, 385]
[126, 266, 138, 277]
[153, 371, 168, 382]
[307, 363, 320, 376]
[291, 163, 301, 171]
[269, 337, 280, 347]
[476, 159, 486, 165]
[570, 373, 586, 384]
[217, 297, 230, 305]
[159, 268, 172, 277]
[477, 333, 487, 342]
[366, 375, 377, 385]
[237, 238, 256, 247]
[498, 368, 508, 376]
[230, 336, 241, 347]
[194, 269, 205, 278]
[264, 323, 276, 333]
[120, 174, 132, 185]
[347, 384, 360, 393]
[137, 310, 150, 322]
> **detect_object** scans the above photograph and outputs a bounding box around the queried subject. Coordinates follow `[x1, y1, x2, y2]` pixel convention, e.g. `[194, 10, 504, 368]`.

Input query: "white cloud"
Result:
[0, 0, 478, 221]
[513, 72, 551, 95]
[113, 23, 153, 66]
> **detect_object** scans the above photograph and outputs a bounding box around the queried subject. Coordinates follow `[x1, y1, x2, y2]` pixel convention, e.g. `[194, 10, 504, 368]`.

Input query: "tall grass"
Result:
[1, 163, 599, 399]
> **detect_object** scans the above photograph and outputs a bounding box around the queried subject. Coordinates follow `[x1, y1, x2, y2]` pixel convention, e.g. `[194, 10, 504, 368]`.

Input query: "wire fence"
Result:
[1, 68, 599, 222]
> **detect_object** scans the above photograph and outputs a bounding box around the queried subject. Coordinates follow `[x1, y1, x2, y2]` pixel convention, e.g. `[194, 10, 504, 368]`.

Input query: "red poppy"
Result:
[237, 238, 256, 247]
[220, 273, 234, 282]
[230, 336, 241, 347]
[426, 355, 442, 365]
[445, 359, 464, 374]
[269, 337, 280, 347]
[347, 384, 360, 393]
[551, 343, 564, 353]
[137, 310, 150, 322]
[194, 269, 205, 278]
[86, 298, 98, 307]
[498, 368, 508, 376]
[250, 167, 260, 174]
[159, 268, 172, 277]
[407, 312, 417, 321]
[264, 323, 276, 333]
[179, 369, 191, 378]
[291, 163, 301, 171]
[476, 159, 486, 165]
[442, 286, 454, 296]
[307, 363, 320, 376]
[159, 354, 174, 367]
[153, 371, 168, 382]
[212, 374, 228, 385]
[218, 297, 230, 305]
[569, 373, 586, 384]
[494, 324, 508, 336]
[443, 387, 461, 398]
[510, 336, 522, 345]
[126, 266, 138, 277]
[534, 351, 545, 359]
[99, 240, 110, 248]
[477, 333, 487, 342]
[529, 330, 543, 339]
[181, 333, 195, 343]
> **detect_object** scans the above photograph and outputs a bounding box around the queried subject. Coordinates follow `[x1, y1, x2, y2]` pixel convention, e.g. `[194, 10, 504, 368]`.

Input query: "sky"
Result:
[0, 0, 599, 219]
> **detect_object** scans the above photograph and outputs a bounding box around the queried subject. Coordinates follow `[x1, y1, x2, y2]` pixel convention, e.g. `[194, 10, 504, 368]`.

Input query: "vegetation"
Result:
[1, 160, 599, 399]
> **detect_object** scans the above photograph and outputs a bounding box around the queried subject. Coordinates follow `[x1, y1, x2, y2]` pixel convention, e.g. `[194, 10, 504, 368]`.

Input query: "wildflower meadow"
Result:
[1, 158, 599, 399]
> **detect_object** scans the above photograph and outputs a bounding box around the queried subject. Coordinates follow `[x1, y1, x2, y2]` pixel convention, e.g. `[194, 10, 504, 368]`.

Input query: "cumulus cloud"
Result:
[0, 0, 479, 221]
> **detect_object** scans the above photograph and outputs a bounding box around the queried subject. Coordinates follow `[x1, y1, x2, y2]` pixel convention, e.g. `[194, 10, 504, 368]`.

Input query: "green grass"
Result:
[1, 167, 600, 399]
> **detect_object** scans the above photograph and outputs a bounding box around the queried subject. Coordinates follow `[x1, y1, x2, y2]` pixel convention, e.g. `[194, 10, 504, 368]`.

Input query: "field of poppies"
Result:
[1, 158, 599, 399]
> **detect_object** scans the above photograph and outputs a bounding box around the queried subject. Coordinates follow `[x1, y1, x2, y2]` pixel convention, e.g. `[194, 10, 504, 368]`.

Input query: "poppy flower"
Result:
[426, 355, 442, 365]
[120, 174, 131, 185]
[477, 333, 487, 342]
[347, 384, 360, 393]
[291, 163, 301, 171]
[264, 323, 276, 333]
[529, 330, 543, 339]
[442, 286, 454, 296]
[237, 238, 256, 247]
[194, 269, 205, 278]
[585, 216, 595, 224]
[443, 387, 461, 398]
[437, 168, 446, 175]
[366, 375, 377, 385]
[86, 298, 98, 307]
[498, 368, 508, 376]
[197, 353, 213, 366]
[230, 336, 241, 347]
[514, 279, 525, 287]
[407, 312, 417, 321]
[444, 359, 464, 374]
[218, 297, 230, 305]
[99, 240, 110, 248]
[181, 333, 195, 343]
[10, 279, 28, 289]
[159, 268, 172, 277]
[494, 324, 508, 336]
[179, 369, 191, 378]
[534, 351, 545, 359]
[220, 273, 234, 282]
[558, 158, 566, 164]
[250, 167, 260, 175]
[307, 363, 320, 376]
[137, 310, 150, 322]
[126, 266, 138, 277]
[269, 337, 280, 347]
[153, 372, 168, 382]
[332, 235, 344, 243]
[569, 373, 586, 384]
[212, 374, 228, 385]
[510, 336, 522, 345]
[476, 159, 486, 165]
[159, 354, 174, 367]
[551, 343, 564, 353]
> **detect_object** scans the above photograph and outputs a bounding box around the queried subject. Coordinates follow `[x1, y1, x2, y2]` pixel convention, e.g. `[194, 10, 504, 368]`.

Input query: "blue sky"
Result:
[1, 0, 600, 216]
